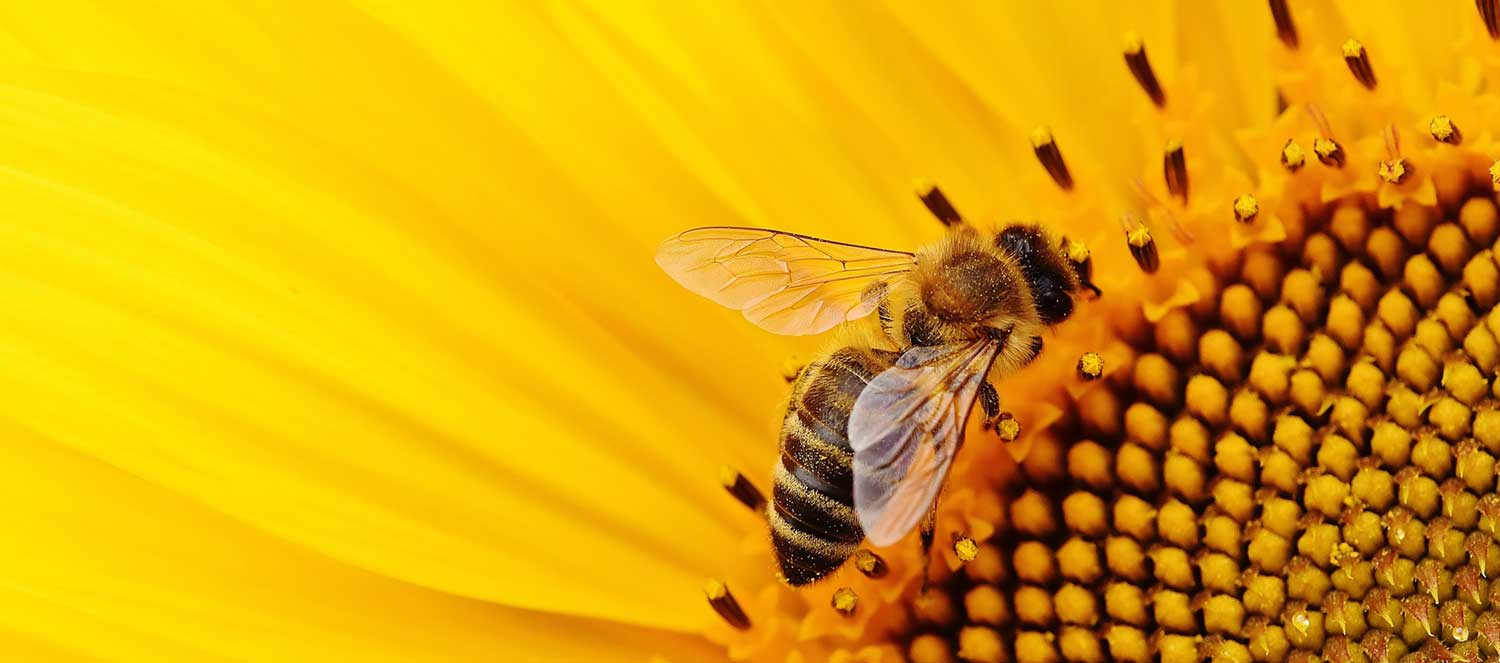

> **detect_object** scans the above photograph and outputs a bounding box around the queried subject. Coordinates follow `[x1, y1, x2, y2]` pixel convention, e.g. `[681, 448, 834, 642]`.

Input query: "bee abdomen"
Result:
[772, 461, 862, 543]
[770, 346, 896, 586]
[769, 507, 858, 586]
[782, 347, 896, 496]
[780, 421, 854, 500]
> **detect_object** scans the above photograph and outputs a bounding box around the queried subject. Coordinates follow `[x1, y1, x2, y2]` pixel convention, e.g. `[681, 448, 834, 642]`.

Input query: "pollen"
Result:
[1077, 352, 1104, 380]
[1377, 158, 1408, 184]
[954, 536, 979, 563]
[1281, 139, 1306, 172]
[853, 548, 888, 578]
[995, 412, 1021, 442]
[1233, 194, 1259, 224]
[1123, 220, 1160, 273]
[830, 587, 859, 617]
[1430, 115, 1462, 145]
[1313, 137, 1345, 168]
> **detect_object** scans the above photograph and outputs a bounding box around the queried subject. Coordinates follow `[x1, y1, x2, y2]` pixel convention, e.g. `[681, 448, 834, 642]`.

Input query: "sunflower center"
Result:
[899, 184, 1500, 663]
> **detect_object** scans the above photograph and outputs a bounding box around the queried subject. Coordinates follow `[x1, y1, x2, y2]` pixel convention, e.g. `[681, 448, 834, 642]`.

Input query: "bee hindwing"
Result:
[847, 338, 1000, 546]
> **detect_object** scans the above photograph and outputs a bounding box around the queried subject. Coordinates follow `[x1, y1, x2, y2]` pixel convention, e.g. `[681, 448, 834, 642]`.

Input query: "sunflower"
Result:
[5, 1, 1500, 662]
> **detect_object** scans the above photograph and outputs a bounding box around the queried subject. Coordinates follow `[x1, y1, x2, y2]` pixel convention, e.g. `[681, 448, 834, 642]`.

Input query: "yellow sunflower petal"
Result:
[0, 21, 784, 632]
[0, 422, 722, 661]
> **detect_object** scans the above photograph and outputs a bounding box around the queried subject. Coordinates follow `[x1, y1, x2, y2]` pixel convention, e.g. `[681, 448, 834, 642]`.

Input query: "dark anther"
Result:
[917, 182, 963, 227]
[1269, 0, 1298, 48]
[1123, 33, 1167, 107]
[704, 580, 752, 630]
[719, 466, 767, 513]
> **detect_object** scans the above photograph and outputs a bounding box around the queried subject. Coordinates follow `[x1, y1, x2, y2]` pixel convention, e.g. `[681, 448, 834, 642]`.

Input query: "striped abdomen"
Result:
[770, 346, 899, 585]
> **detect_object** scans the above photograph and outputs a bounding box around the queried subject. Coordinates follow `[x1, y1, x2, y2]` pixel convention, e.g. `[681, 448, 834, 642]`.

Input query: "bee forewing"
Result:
[654, 226, 916, 336]
[848, 339, 1002, 546]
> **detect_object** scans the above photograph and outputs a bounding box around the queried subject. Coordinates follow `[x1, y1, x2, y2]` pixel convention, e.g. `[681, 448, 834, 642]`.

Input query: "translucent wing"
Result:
[848, 338, 1002, 546]
[655, 226, 916, 335]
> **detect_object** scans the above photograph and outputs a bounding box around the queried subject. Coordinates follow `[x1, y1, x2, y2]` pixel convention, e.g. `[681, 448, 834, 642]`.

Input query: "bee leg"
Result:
[1083, 280, 1103, 298]
[918, 502, 939, 594]
[877, 298, 898, 345]
[780, 356, 807, 384]
[978, 380, 1000, 430]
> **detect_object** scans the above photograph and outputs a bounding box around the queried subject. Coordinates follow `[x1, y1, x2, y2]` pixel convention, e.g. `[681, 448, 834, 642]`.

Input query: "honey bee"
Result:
[656, 221, 1098, 585]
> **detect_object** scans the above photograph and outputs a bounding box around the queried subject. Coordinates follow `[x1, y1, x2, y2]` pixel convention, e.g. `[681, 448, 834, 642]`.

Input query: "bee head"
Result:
[995, 224, 1083, 325]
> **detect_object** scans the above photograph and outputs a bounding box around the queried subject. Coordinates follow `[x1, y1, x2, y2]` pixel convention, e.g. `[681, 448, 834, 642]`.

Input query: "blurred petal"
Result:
[0, 421, 721, 661]
[0, 49, 765, 630]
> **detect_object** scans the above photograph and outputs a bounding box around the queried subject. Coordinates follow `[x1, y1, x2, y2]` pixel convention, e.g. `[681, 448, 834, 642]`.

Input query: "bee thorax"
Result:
[919, 250, 1026, 324]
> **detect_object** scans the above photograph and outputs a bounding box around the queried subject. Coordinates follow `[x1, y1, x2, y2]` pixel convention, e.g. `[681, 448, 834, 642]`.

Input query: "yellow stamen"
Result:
[1122, 216, 1159, 274]
[1122, 32, 1166, 107]
[1030, 125, 1074, 190]
[995, 412, 1021, 442]
[1163, 139, 1188, 203]
[1342, 39, 1376, 89]
[1130, 179, 1194, 245]
[915, 180, 962, 227]
[1306, 105, 1345, 168]
[1234, 194, 1260, 224]
[1077, 352, 1104, 380]
[1313, 138, 1345, 168]
[1430, 115, 1462, 145]
[704, 579, 752, 630]
[853, 549, 888, 578]
[1378, 159, 1408, 184]
[830, 587, 858, 617]
[1280, 139, 1305, 171]
[1065, 239, 1090, 264]
[1378, 125, 1409, 184]
[953, 536, 979, 562]
[1489, 159, 1500, 191]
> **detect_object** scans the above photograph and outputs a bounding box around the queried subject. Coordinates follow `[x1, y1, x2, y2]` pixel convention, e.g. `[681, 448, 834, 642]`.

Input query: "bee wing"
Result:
[655, 226, 916, 335]
[848, 338, 1002, 546]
